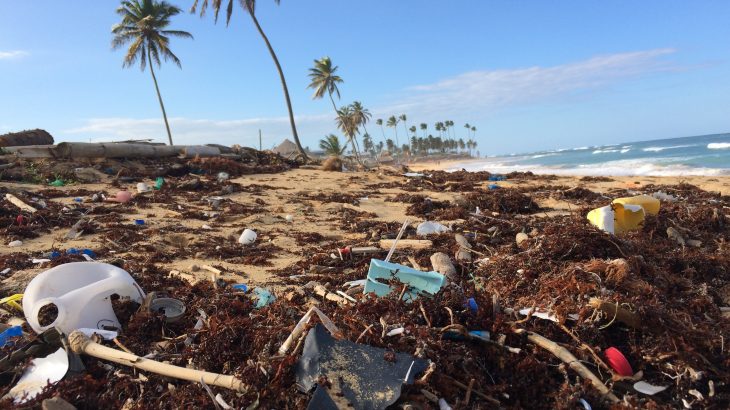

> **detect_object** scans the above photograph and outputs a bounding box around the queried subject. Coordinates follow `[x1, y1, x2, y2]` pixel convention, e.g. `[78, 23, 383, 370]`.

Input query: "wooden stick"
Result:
[201, 265, 223, 275]
[442, 375, 500, 405]
[68, 331, 246, 392]
[5, 193, 37, 213]
[588, 298, 641, 329]
[314, 284, 350, 305]
[515, 329, 619, 403]
[464, 378, 475, 406]
[379, 239, 432, 251]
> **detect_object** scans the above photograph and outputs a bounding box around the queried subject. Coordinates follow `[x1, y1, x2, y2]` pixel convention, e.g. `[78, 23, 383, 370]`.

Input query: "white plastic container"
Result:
[22, 262, 145, 334]
[238, 229, 257, 245]
[136, 182, 150, 193]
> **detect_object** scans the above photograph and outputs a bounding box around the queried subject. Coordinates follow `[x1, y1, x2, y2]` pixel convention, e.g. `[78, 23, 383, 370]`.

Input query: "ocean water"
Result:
[450, 133, 730, 176]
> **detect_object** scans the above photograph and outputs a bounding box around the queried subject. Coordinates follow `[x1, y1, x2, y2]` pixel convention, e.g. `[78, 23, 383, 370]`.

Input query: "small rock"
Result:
[515, 232, 529, 246]
[190, 264, 200, 272]
[8, 240, 22, 247]
[73, 167, 101, 183]
[42, 397, 77, 410]
[529, 228, 539, 237]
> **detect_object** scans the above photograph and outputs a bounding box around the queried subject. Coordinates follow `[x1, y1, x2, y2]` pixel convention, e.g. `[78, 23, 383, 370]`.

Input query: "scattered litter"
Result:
[238, 228, 257, 245]
[285, 214, 294, 222]
[134, 219, 145, 225]
[5, 347, 68, 404]
[113, 190, 132, 203]
[386, 327, 405, 337]
[0, 326, 22, 347]
[604, 347, 633, 376]
[652, 191, 677, 202]
[613, 194, 660, 215]
[364, 259, 446, 301]
[251, 287, 275, 308]
[488, 175, 506, 181]
[76, 328, 119, 340]
[416, 221, 450, 236]
[403, 172, 425, 177]
[518, 308, 579, 323]
[8, 240, 23, 247]
[23, 262, 145, 334]
[296, 324, 429, 409]
[634, 381, 669, 395]
[587, 203, 645, 234]
[149, 297, 186, 323]
[488, 184, 500, 190]
[217, 172, 229, 182]
[137, 182, 151, 193]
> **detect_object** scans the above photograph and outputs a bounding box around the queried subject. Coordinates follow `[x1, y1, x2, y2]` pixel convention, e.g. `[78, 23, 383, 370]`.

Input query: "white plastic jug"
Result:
[238, 229, 257, 245]
[22, 262, 145, 334]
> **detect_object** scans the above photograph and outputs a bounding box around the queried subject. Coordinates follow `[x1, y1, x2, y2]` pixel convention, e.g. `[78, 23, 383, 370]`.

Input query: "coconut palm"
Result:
[307, 56, 343, 112]
[399, 114, 409, 143]
[420, 123, 427, 138]
[319, 134, 346, 157]
[191, 0, 308, 160]
[350, 101, 371, 137]
[335, 105, 363, 163]
[464, 123, 471, 139]
[409, 125, 417, 137]
[386, 116, 400, 148]
[112, 0, 192, 146]
[362, 133, 374, 155]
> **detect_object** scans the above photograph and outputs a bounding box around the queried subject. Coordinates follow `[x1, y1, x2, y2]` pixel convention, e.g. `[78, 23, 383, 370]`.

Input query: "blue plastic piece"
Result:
[48, 251, 61, 259]
[488, 184, 500, 190]
[232, 284, 248, 292]
[442, 329, 491, 342]
[82, 249, 96, 258]
[488, 175, 506, 181]
[0, 326, 23, 347]
[253, 287, 275, 308]
[74, 198, 83, 203]
[466, 298, 478, 312]
[66, 248, 79, 255]
[364, 259, 446, 302]
[134, 219, 145, 225]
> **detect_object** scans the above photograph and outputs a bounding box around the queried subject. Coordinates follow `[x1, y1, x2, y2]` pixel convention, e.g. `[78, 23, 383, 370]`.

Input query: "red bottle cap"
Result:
[605, 347, 633, 376]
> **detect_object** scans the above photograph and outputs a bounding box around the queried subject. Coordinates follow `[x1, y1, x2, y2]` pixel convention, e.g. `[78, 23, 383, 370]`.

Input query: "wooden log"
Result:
[46, 142, 222, 159]
[0, 129, 53, 147]
[379, 239, 432, 250]
[68, 331, 246, 392]
[430, 252, 457, 282]
[4, 194, 37, 213]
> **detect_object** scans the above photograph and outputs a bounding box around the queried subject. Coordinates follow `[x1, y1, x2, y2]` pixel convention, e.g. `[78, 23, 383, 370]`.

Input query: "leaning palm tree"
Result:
[191, 0, 308, 160]
[307, 57, 343, 113]
[112, 0, 192, 146]
[350, 101, 371, 139]
[319, 134, 346, 157]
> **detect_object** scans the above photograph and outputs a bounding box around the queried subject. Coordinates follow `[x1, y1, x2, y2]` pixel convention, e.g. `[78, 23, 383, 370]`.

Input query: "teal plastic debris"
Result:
[364, 259, 446, 302]
[252, 287, 275, 308]
[49, 179, 65, 187]
[154, 177, 164, 190]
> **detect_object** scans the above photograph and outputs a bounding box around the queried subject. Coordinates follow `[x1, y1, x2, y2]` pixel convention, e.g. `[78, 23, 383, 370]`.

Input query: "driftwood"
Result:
[313, 284, 350, 305]
[5, 142, 223, 159]
[379, 239, 432, 251]
[68, 331, 246, 392]
[588, 298, 642, 329]
[516, 329, 619, 403]
[4, 194, 37, 213]
[430, 252, 457, 282]
[0, 129, 53, 147]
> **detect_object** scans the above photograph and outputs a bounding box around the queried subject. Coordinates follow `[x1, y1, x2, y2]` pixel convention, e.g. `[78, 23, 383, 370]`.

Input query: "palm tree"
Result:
[375, 118, 386, 143]
[335, 105, 363, 163]
[362, 133, 374, 155]
[399, 114, 409, 142]
[319, 134, 346, 157]
[458, 138, 465, 153]
[350, 101, 371, 138]
[191, 0, 308, 160]
[464, 123, 471, 139]
[420, 123, 427, 138]
[471, 126, 477, 140]
[112, 0, 192, 146]
[387, 116, 400, 148]
[409, 125, 417, 137]
[307, 56, 343, 113]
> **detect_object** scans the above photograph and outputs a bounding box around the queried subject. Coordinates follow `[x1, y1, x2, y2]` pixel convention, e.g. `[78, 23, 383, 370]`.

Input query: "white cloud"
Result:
[381, 48, 680, 117]
[64, 114, 332, 148]
[0, 50, 28, 60]
[63, 49, 682, 148]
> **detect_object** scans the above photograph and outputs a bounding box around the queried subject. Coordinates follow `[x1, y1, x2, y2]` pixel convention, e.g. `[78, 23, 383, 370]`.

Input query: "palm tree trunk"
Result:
[328, 93, 338, 114]
[249, 13, 308, 161]
[147, 49, 174, 146]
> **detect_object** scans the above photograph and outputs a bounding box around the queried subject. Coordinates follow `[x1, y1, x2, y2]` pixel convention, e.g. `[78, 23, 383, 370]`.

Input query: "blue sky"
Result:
[1, 0, 730, 155]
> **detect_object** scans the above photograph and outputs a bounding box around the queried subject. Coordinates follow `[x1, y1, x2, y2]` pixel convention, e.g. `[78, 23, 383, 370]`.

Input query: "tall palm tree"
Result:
[191, 0, 308, 160]
[319, 134, 346, 157]
[409, 125, 417, 137]
[350, 101, 371, 139]
[420, 123, 427, 138]
[112, 0, 192, 146]
[307, 56, 343, 113]
[464, 123, 471, 139]
[386, 116, 400, 148]
[399, 114, 409, 142]
[362, 133, 374, 155]
[471, 126, 477, 140]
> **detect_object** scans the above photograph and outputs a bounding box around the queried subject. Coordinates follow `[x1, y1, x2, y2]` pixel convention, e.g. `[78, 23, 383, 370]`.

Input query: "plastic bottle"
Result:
[22, 262, 145, 334]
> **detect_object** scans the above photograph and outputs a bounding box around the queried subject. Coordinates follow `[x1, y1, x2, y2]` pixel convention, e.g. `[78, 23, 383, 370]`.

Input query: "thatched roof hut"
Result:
[0, 129, 54, 147]
[271, 139, 299, 157]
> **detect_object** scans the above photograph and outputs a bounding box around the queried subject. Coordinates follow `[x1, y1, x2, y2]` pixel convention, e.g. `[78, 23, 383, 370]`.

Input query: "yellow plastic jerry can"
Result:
[612, 195, 660, 215]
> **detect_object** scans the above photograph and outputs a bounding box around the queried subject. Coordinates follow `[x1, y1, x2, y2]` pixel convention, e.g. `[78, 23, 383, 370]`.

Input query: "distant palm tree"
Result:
[385, 138, 395, 153]
[420, 123, 427, 138]
[307, 56, 343, 112]
[464, 123, 471, 139]
[471, 126, 477, 140]
[435, 122, 444, 138]
[112, 0, 192, 146]
[319, 134, 346, 157]
[335, 105, 363, 163]
[362, 133, 374, 155]
[410, 135, 417, 153]
[375, 118, 386, 142]
[386, 116, 400, 149]
[399, 114, 409, 143]
[409, 125, 417, 137]
[458, 138, 465, 153]
[191, 0, 308, 160]
[350, 101, 371, 138]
